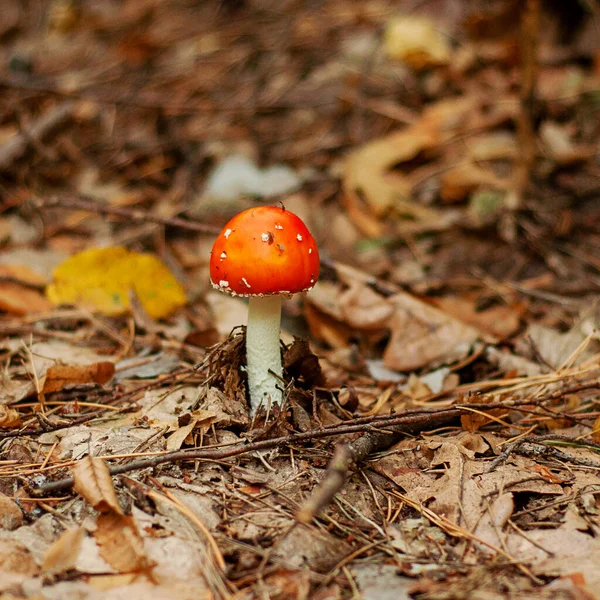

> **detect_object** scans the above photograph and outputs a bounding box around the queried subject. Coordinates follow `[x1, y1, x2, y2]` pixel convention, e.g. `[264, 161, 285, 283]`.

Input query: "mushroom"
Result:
[210, 206, 320, 414]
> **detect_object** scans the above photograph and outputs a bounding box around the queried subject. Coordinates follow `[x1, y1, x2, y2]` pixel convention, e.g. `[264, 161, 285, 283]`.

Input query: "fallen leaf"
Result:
[0, 282, 53, 314]
[41, 361, 115, 395]
[352, 563, 413, 600]
[383, 292, 480, 371]
[373, 434, 562, 527]
[430, 294, 521, 341]
[0, 539, 39, 577]
[0, 264, 48, 286]
[42, 527, 86, 575]
[384, 15, 451, 70]
[439, 162, 504, 204]
[46, 247, 186, 319]
[95, 512, 151, 575]
[166, 410, 216, 451]
[527, 321, 598, 369]
[25, 341, 117, 385]
[0, 405, 22, 428]
[0, 493, 23, 530]
[338, 282, 394, 329]
[342, 98, 475, 233]
[472, 492, 514, 551]
[73, 456, 123, 515]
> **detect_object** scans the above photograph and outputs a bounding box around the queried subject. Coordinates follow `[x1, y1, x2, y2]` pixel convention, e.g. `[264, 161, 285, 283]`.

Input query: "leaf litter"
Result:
[0, 1, 600, 599]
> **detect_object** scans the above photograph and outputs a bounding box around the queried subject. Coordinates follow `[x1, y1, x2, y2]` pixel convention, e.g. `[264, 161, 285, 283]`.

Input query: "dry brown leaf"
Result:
[461, 408, 508, 432]
[431, 295, 521, 341]
[0, 539, 39, 577]
[41, 527, 85, 575]
[591, 415, 600, 443]
[384, 15, 451, 70]
[304, 303, 354, 349]
[0, 282, 53, 315]
[338, 282, 394, 329]
[263, 568, 311, 600]
[166, 410, 217, 451]
[0, 264, 48, 286]
[72, 456, 123, 515]
[95, 512, 152, 575]
[0, 493, 23, 530]
[531, 464, 569, 485]
[343, 97, 476, 230]
[383, 292, 480, 371]
[86, 573, 139, 592]
[0, 405, 22, 428]
[460, 394, 510, 432]
[26, 341, 117, 386]
[506, 528, 600, 589]
[439, 162, 504, 204]
[472, 492, 514, 551]
[373, 434, 562, 528]
[41, 361, 115, 395]
[546, 394, 581, 430]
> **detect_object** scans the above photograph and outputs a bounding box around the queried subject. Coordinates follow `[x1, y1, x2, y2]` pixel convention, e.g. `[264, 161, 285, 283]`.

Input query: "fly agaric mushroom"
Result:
[210, 206, 319, 414]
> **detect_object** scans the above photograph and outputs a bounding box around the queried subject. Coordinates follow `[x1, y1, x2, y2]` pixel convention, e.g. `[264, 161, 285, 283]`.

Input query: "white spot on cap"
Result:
[297, 234, 303, 241]
[261, 233, 269, 242]
[219, 280, 229, 288]
[308, 248, 312, 254]
[220, 252, 227, 259]
[241, 277, 251, 288]
[274, 224, 283, 230]
[224, 229, 232, 239]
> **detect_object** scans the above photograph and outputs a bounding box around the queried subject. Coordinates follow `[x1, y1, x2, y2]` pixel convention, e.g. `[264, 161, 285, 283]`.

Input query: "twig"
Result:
[509, 0, 540, 212]
[486, 433, 600, 473]
[297, 444, 351, 523]
[35, 195, 221, 235]
[0, 101, 75, 171]
[32, 406, 466, 496]
[31, 387, 600, 496]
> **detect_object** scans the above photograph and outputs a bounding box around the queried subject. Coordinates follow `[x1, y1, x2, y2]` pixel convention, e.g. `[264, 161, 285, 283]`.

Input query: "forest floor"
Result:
[0, 1, 600, 599]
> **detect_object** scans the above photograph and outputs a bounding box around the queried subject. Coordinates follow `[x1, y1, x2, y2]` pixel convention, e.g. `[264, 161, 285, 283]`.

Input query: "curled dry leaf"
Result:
[0, 405, 22, 428]
[439, 162, 505, 204]
[0, 492, 23, 530]
[95, 512, 152, 575]
[0, 283, 53, 315]
[41, 361, 115, 395]
[41, 526, 85, 575]
[342, 97, 476, 234]
[166, 410, 217, 451]
[72, 456, 123, 515]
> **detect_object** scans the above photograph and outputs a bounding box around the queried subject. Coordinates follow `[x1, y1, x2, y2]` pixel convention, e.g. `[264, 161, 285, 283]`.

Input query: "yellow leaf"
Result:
[46, 247, 186, 319]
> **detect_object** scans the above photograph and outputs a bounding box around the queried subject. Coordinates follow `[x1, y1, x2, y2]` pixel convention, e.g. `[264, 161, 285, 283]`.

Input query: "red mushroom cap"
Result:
[210, 206, 320, 296]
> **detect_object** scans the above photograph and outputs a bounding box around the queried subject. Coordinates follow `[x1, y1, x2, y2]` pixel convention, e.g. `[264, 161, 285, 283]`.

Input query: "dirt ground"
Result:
[1, 1, 600, 599]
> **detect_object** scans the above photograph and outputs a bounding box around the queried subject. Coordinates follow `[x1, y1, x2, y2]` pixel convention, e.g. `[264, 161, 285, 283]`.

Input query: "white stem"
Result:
[246, 295, 283, 414]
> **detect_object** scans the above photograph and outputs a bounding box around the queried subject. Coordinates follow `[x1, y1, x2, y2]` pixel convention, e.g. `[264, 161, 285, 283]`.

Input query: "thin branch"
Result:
[33, 406, 466, 496]
[35, 195, 221, 235]
[0, 102, 75, 171]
